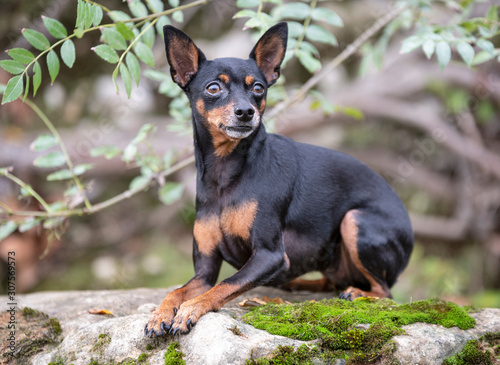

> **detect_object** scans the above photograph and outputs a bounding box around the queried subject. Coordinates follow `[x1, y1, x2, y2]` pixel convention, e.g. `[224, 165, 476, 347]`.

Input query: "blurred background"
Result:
[0, 0, 499, 308]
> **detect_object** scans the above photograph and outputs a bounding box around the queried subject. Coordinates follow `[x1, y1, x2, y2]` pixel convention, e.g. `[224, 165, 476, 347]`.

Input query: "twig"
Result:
[268, 3, 408, 120]
[2, 169, 52, 212]
[0, 155, 195, 219]
[25, 99, 92, 209]
[122, 0, 210, 24]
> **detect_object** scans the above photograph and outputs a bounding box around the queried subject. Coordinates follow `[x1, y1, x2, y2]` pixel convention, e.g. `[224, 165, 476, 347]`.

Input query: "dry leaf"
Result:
[88, 309, 113, 315]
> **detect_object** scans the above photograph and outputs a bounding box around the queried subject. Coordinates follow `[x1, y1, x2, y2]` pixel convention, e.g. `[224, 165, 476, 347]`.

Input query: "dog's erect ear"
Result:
[163, 25, 206, 89]
[249, 22, 288, 86]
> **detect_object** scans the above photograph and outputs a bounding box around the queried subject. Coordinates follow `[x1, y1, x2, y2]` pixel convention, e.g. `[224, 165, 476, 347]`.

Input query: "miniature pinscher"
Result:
[145, 22, 414, 337]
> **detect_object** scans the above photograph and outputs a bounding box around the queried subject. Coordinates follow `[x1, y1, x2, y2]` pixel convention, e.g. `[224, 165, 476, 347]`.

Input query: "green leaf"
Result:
[19, 218, 41, 233]
[33, 61, 42, 96]
[123, 144, 137, 163]
[236, 0, 260, 7]
[132, 123, 155, 144]
[102, 27, 127, 50]
[90, 145, 121, 159]
[311, 7, 343, 27]
[233, 9, 257, 19]
[0, 84, 5, 95]
[277, 3, 310, 20]
[33, 151, 66, 168]
[287, 21, 304, 38]
[46, 49, 60, 84]
[146, 0, 164, 13]
[168, 0, 180, 7]
[116, 21, 136, 41]
[436, 41, 451, 70]
[144, 69, 169, 81]
[129, 0, 149, 18]
[486, 4, 498, 22]
[76, 0, 85, 29]
[156, 16, 171, 38]
[7, 48, 35, 64]
[92, 4, 103, 26]
[42, 16, 67, 39]
[129, 175, 149, 190]
[108, 10, 132, 23]
[0, 221, 17, 241]
[1, 74, 23, 104]
[61, 39, 76, 68]
[476, 39, 494, 55]
[300, 41, 319, 57]
[84, 2, 94, 29]
[456, 42, 474, 67]
[159, 182, 184, 205]
[159, 79, 179, 97]
[400, 35, 423, 54]
[295, 49, 321, 73]
[73, 163, 94, 175]
[141, 22, 155, 48]
[471, 51, 495, 66]
[422, 39, 435, 59]
[47, 168, 73, 181]
[126, 52, 141, 86]
[335, 105, 364, 120]
[305, 24, 337, 46]
[30, 134, 58, 151]
[0, 60, 25, 75]
[22, 28, 50, 51]
[120, 63, 132, 98]
[134, 42, 155, 67]
[172, 10, 183, 23]
[92, 44, 119, 64]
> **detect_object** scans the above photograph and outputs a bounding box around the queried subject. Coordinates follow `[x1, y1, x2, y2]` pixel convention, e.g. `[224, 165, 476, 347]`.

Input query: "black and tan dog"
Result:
[145, 22, 413, 337]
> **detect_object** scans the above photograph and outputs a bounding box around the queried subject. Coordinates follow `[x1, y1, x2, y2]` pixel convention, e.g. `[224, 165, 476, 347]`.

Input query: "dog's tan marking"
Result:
[196, 99, 240, 157]
[194, 215, 223, 255]
[245, 75, 254, 85]
[221, 200, 258, 241]
[219, 74, 229, 83]
[259, 99, 266, 114]
[340, 210, 391, 298]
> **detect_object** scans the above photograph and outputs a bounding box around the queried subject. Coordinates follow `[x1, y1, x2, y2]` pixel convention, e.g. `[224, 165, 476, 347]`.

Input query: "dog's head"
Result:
[163, 23, 287, 155]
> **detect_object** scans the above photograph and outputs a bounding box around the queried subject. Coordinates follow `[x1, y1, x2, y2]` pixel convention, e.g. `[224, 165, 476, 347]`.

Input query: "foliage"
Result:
[443, 332, 500, 365]
[243, 297, 476, 363]
[0, 0, 499, 249]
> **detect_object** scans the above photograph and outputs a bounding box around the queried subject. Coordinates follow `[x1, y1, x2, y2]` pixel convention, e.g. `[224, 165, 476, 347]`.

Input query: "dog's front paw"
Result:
[144, 305, 178, 337]
[169, 298, 212, 335]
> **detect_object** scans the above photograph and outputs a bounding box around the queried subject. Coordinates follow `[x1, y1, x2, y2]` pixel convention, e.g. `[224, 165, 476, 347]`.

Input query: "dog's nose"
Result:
[234, 106, 255, 122]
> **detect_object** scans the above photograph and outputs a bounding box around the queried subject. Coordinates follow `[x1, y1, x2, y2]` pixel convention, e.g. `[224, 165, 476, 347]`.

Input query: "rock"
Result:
[1, 287, 499, 365]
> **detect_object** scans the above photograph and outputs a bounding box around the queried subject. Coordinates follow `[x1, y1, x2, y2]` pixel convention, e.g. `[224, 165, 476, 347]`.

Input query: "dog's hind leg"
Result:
[337, 209, 410, 300]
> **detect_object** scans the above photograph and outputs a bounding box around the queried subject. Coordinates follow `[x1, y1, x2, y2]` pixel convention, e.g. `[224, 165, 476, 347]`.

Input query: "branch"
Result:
[268, 3, 408, 120]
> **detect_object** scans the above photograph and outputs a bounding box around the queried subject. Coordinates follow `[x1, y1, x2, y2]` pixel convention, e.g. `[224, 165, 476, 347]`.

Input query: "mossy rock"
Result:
[244, 297, 476, 364]
[443, 332, 500, 365]
[0, 307, 63, 365]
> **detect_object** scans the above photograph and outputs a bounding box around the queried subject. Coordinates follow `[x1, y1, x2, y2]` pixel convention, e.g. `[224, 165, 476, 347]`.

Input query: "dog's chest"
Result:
[193, 200, 258, 267]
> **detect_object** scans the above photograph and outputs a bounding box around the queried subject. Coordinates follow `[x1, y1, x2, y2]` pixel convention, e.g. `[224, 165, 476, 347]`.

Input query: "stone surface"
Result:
[1, 287, 499, 365]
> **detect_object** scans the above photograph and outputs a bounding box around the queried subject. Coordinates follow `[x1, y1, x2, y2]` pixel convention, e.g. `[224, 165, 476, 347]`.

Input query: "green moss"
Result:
[244, 298, 475, 364]
[92, 333, 111, 354]
[164, 342, 185, 365]
[48, 360, 64, 365]
[247, 344, 319, 365]
[45, 318, 62, 335]
[443, 332, 500, 365]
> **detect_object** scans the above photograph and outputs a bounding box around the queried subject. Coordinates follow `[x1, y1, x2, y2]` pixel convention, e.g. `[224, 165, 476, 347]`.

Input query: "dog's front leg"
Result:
[145, 246, 222, 337]
[169, 245, 288, 334]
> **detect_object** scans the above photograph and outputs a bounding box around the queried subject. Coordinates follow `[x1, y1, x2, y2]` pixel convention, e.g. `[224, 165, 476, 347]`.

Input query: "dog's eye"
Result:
[252, 83, 265, 95]
[206, 83, 221, 94]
